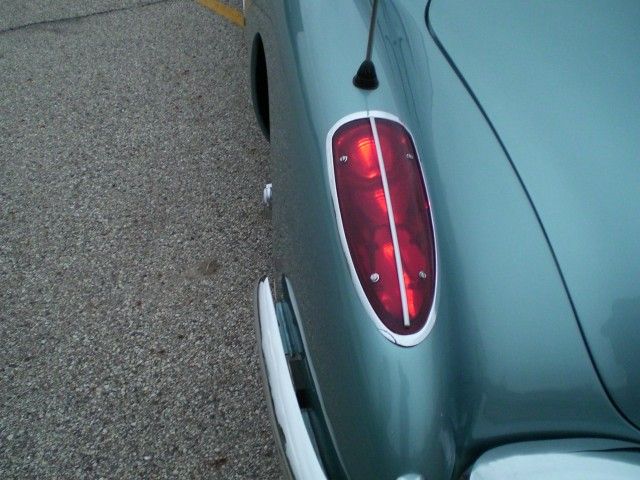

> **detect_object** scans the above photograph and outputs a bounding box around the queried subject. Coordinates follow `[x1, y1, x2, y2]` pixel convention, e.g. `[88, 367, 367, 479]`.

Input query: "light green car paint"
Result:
[245, 0, 640, 478]
[429, 0, 640, 431]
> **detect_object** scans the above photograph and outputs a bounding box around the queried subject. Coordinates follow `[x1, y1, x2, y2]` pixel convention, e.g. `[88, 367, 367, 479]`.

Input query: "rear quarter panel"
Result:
[245, 1, 640, 478]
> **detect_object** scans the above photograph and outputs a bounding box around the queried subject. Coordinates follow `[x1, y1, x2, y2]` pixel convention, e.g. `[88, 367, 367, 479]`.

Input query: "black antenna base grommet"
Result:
[353, 60, 379, 90]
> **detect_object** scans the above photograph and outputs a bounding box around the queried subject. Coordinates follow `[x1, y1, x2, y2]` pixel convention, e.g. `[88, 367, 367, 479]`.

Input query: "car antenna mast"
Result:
[353, 0, 380, 90]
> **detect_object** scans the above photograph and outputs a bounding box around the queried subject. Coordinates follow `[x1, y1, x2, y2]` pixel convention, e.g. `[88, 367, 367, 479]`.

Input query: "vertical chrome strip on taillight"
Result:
[369, 117, 411, 328]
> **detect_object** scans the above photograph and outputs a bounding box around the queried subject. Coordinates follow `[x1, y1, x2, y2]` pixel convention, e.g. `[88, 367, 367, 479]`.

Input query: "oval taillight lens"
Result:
[331, 117, 436, 338]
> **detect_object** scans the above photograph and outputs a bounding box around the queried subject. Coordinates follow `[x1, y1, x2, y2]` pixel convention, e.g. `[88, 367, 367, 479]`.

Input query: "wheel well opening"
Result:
[252, 34, 270, 141]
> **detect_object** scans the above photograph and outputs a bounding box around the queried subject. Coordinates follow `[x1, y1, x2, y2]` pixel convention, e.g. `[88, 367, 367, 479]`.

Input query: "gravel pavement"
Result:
[1, 1, 279, 478]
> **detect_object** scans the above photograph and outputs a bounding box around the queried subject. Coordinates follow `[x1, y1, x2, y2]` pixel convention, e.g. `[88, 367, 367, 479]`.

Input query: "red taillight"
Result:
[332, 117, 436, 338]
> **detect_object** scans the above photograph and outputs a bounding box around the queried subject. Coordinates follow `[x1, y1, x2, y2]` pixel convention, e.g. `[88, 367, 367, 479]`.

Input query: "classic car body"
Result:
[246, 1, 640, 478]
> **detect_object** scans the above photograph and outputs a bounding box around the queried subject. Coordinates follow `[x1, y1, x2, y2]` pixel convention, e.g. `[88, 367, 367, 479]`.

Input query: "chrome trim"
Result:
[255, 277, 327, 480]
[263, 182, 273, 206]
[370, 116, 411, 327]
[284, 277, 350, 477]
[326, 110, 440, 347]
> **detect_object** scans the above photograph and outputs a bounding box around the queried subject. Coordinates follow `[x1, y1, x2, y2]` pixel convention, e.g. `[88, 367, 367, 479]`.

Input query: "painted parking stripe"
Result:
[198, 0, 245, 27]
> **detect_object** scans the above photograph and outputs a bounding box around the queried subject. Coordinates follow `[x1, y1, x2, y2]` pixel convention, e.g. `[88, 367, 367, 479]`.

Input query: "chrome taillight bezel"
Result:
[326, 111, 439, 347]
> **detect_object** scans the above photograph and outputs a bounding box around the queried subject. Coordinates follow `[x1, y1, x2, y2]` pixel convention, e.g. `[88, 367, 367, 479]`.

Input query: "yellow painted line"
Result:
[198, 0, 245, 27]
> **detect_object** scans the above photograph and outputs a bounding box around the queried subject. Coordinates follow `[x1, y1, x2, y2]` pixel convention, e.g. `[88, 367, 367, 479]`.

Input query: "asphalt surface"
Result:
[1, 1, 279, 478]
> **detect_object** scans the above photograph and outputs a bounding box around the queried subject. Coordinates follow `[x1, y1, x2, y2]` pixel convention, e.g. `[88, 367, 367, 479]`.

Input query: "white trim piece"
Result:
[326, 110, 440, 347]
[257, 278, 327, 480]
[370, 116, 411, 327]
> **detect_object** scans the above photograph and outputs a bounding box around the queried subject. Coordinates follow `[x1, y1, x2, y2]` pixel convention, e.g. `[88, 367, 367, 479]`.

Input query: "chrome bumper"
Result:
[255, 277, 327, 480]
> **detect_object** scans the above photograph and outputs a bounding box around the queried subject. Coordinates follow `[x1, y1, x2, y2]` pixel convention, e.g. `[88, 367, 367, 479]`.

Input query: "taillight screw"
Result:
[418, 271, 427, 279]
[370, 273, 380, 283]
[339, 155, 349, 163]
[405, 153, 415, 160]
